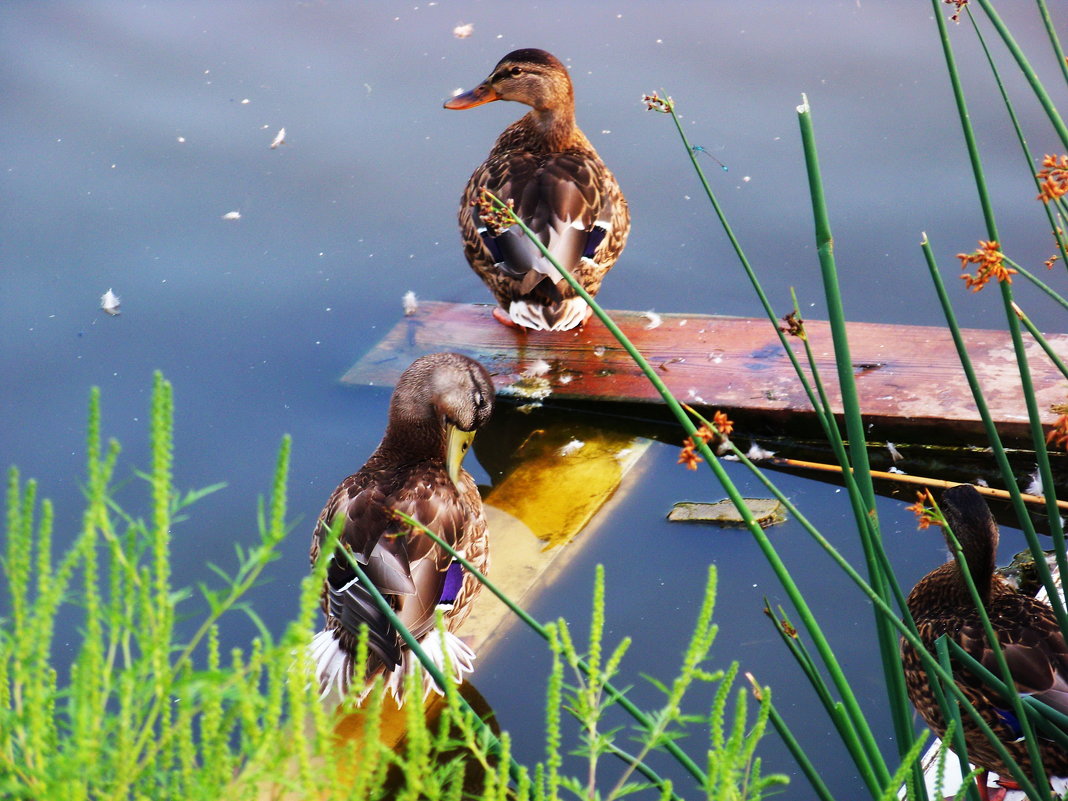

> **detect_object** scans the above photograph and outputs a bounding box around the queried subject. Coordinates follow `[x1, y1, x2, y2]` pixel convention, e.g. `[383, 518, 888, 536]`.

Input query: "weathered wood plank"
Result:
[342, 301, 1068, 444]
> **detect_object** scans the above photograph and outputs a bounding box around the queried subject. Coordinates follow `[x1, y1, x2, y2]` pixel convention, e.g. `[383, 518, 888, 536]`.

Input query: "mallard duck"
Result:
[444, 48, 630, 332]
[901, 484, 1068, 795]
[309, 352, 495, 705]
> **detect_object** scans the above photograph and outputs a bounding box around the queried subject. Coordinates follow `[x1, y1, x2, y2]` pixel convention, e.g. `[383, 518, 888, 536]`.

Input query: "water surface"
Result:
[3, 2, 1066, 797]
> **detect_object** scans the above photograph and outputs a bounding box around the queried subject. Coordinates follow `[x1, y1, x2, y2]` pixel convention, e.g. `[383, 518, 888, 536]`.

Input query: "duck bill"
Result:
[445, 424, 477, 487]
[444, 83, 499, 110]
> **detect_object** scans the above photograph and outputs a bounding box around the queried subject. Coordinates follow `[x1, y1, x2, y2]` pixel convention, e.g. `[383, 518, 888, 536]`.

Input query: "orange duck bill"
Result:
[444, 83, 499, 109]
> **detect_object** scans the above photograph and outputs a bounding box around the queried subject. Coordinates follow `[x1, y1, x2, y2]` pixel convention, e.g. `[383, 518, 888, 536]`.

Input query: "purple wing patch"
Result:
[439, 560, 464, 606]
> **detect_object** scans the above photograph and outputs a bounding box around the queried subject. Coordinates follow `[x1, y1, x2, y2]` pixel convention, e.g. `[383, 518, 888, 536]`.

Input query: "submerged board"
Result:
[342, 301, 1068, 445]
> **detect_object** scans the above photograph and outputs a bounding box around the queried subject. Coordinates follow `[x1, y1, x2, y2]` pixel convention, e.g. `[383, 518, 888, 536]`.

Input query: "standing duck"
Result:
[901, 484, 1068, 797]
[309, 353, 495, 705]
[444, 48, 630, 331]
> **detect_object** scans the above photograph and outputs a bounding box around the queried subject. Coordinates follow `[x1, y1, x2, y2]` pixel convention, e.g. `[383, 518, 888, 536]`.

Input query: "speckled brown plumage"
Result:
[900, 484, 1068, 782]
[445, 48, 629, 331]
[309, 353, 494, 703]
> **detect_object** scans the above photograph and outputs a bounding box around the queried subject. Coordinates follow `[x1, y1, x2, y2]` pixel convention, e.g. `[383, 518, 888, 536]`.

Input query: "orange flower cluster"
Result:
[905, 489, 940, 530]
[642, 92, 673, 114]
[676, 411, 735, 470]
[1047, 414, 1068, 451]
[1045, 254, 1059, 270]
[1036, 154, 1068, 203]
[956, 240, 1015, 292]
[473, 190, 515, 236]
[943, 0, 968, 23]
[779, 310, 806, 339]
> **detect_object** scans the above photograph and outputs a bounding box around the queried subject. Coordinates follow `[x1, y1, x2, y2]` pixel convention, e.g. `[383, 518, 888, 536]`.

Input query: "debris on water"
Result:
[887, 466, 906, 474]
[222, 210, 242, 221]
[641, 310, 662, 330]
[500, 365, 553, 401]
[525, 359, 551, 377]
[1001, 549, 1061, 596]
[746, 441, 775, 461]
[100, 289, 121, 316]
[1025, 467, 1043, 497]
[593, 345, 606, 357]
[887, 441, 904, 463]
[558, 439, 585, 456]
[453, 22, 474, 38]
[668, 498, 786, 528]
[270, 127, 286, 149]
[402, 290, 418, 316]
[558, 374, 574, 385]
[515, 402, 542, 414]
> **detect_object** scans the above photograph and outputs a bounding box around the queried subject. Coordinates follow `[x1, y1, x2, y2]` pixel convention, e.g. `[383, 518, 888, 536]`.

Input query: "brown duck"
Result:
[901, 484, 1068, 796]
[444, 48, 630, 331]
[309, 353, 495, 705]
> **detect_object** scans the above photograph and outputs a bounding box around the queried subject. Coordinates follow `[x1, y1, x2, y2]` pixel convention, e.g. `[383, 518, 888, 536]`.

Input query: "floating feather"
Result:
[270, 127, 286, 149]
[222, 210, 242, 221]
[100, 289, 121, 316]
[402, 290, 418, 316]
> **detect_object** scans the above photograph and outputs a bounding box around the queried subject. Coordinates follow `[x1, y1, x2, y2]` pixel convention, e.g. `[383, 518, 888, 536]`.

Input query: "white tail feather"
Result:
[310, 628, 476, 709]
[508, 297, 589, 331]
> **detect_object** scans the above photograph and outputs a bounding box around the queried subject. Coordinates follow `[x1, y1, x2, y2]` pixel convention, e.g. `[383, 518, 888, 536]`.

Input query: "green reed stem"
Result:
[656, 100, 831, 445]
[933, 0, 1068, 639]
[946, 639, 1068, 746]
[1011, 302, 1068, 380]
[937, 511, 1049, 793]
[796, 95, 919, 782]
[763, 604, 881, 795]
[746, 675, 835, 801]
[1035, 0, 1068, 87]
[932, 1, 998, 235]
[723, 439, 1049, 799]
[933, 641, 984, 801]
[392, 509, 709, 788]
[921, 237, 1068, 636]
[486, 189, 895, 797]
[973, 0, 1068, 149]
[337, 548, 524, 787]
[966, 9, 1068, 273]
[1005, 256, 1068, 312]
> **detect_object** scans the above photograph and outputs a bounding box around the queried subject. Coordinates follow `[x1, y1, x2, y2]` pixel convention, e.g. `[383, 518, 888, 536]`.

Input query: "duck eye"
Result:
[509, 66, 523, 77]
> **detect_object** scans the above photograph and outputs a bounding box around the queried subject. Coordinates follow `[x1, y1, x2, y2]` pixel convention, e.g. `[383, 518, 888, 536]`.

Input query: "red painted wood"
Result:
[341, 302, 1068, 444]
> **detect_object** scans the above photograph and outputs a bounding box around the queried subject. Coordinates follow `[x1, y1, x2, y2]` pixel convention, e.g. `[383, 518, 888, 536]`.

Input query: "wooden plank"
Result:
[342, 301, 1068, 445]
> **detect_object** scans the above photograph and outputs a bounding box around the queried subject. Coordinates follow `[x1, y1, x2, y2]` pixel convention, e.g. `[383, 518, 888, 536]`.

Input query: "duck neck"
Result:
[953, 537, 995, 606]
[523, 103, 581, 151]
[377, 402, 446, 465]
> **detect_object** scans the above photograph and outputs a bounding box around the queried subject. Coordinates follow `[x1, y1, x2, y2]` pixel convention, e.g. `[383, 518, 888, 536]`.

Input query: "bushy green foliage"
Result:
[0, 374, 784, 800]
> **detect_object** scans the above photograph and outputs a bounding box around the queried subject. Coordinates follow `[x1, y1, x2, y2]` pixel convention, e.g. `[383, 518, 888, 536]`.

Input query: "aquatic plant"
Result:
[484, 3, 1068, 798]
[0, 374, 785, 800]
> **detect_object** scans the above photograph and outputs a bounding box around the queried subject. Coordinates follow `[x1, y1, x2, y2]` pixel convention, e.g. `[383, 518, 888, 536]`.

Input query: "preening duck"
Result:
[309, 352, 495, 705]
[444, 48, 630, 332]
[901, 484, 1068, 797]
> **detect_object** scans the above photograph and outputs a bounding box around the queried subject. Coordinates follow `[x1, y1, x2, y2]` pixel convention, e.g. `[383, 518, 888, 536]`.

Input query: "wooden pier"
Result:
[343, 301, 1068, 446]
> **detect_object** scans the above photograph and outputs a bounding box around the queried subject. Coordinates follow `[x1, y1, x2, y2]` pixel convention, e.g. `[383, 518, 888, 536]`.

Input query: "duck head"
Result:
[444, 48, 573, 112]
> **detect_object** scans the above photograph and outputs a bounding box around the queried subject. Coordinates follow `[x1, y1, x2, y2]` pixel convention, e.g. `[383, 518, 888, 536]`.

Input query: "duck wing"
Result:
[977, 595, 1068, 718]
[311, 464, 473, 672]
[469, 149, 619, 297]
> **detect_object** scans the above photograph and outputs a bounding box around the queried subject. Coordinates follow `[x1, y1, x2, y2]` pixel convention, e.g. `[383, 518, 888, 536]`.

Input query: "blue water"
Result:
[3, 2, 1066, 797]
